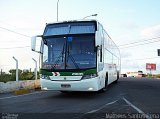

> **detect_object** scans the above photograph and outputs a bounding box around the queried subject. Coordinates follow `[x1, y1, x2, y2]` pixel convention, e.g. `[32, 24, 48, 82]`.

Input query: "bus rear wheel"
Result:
[114, 71, 119, 83]
[60, 91, 69, 93]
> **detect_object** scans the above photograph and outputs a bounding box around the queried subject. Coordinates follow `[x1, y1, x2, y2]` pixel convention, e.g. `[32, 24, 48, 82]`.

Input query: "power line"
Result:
[122, 56, 160, 61]
[0, 20, 18, 28]
[135, 57, 160, 60]
[1, 25, 160, 50]
[0, 65, 10, 67]
[0, 45, 41, 50]
[119, 36, 160, 47]
[119, 37, 160, 49]
[0, 46, 30, 50]
[0, 26, 31, 38]
[120, 40, 160, 49]
[0, 26, 32, 50]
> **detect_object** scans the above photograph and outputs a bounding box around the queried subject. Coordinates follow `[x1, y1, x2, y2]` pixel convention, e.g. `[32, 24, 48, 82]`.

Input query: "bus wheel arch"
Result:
[114, 71, 119, 83]
[99, 72, 108, 93]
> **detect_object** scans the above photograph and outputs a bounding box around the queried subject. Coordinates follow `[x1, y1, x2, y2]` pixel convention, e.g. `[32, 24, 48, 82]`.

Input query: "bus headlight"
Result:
[81, 73, 98, 79]
[40, 75, 50, 80]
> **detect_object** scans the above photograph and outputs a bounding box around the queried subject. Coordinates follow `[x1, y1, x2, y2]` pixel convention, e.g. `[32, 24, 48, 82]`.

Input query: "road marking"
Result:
[0, 91, 44, 100]
[85, 100, 118, 114]
[123, 97, 152, 119]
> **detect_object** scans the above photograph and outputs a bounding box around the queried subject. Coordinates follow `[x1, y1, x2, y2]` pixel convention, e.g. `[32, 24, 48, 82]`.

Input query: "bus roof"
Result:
[45, 19, 97, 25]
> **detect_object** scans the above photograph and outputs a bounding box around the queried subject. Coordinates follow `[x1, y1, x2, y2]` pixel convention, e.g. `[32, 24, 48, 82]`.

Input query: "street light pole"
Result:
[57, 0, 60, 22]
[32, 58, 37, 80]
[83, 14, 98, 19]
[13, 56, 18, 81]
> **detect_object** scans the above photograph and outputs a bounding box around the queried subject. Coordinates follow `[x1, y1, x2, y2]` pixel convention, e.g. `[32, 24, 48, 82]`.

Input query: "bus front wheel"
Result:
[99, 73, 108, 93]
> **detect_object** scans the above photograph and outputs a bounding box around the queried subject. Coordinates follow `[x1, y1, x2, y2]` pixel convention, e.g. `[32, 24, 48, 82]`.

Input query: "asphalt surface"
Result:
[0, 78, 160, 119]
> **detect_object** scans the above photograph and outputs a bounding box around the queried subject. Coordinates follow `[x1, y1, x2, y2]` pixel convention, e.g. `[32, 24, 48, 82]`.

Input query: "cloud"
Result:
[113, 7, 135, 15]
[121, 51, 132, 59]
[120, 21, 139, 31]
[121, 59, 140, 73]
[141, 24, 160, 38]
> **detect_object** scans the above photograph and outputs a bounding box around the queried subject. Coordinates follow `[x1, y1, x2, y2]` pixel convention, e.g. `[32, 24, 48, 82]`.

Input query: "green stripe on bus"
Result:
[60, 72, 73, 76]
[40, 70, 53, 76]
[84, 69, 97, 75]
[40, 68, 97, 76]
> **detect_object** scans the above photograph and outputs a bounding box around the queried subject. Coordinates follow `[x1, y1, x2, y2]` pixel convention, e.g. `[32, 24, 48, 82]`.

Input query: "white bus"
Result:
[31, 20, 120, 92]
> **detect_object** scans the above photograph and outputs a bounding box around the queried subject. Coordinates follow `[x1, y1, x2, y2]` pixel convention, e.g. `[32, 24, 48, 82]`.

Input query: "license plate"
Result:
[61, 84, 71, 88]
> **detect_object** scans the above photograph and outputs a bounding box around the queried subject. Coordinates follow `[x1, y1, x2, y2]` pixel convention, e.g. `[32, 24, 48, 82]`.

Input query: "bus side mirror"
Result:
[95, 31, 101, 47]
[31, 35, 43, 53]
[31, 36, 36, 51]
[94, 45, 100, 52]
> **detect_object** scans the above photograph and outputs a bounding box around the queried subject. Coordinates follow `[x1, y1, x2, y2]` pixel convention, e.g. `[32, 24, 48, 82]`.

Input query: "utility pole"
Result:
[13, 56, 18, 81]
[32, 58, 37, 80]
[57, 0, 60, 22]
[157, 49, 160, 56]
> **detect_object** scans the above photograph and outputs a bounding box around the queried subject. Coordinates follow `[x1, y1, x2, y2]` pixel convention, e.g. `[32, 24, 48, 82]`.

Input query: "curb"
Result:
[14, 87, 41, 95]
[14, 89, 31, 95]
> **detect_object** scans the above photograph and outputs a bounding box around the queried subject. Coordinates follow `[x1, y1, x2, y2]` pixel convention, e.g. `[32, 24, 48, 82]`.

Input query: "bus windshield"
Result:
[42, 35, 96, 71]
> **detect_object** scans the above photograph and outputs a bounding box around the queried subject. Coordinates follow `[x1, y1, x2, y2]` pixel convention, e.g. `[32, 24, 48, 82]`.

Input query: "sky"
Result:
[0, 0, 160, 74]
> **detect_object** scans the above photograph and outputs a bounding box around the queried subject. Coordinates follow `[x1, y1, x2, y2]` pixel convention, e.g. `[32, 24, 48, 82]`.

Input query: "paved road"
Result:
[0, 78, 160, 119]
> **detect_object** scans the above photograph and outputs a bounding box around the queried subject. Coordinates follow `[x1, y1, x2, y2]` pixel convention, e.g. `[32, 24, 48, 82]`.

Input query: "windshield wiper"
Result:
[68, 54, 80, 69]
[61, 43, 65, 62]
[66, 44, 80, 69]
[53, 43, 65, 68]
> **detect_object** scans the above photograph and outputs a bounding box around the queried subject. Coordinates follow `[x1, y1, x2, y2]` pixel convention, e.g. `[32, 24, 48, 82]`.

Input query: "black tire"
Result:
[114, 79, 118, 83]
[99, 73, 108, 93]
[60, 91, 68, 93]
[114, 71, 119, 83]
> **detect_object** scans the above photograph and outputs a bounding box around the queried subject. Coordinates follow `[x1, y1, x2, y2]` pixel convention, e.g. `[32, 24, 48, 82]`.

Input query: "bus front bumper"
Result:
[40, 78, 100, 91]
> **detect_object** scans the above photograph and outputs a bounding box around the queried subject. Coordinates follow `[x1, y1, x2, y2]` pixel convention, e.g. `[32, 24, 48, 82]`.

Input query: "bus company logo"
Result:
[72, 73, 83, 76]
[52, 72, 60, 76]
[64, 77, 67, 80]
